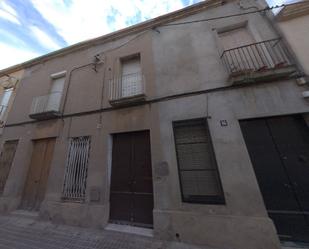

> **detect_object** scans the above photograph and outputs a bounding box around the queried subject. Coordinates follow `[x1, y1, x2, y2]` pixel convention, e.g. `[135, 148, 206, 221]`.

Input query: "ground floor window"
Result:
[62, 136, 91, 201]
[173, 118, 225, 204]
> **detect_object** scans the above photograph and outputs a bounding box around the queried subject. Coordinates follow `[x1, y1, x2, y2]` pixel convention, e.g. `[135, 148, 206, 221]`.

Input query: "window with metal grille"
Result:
[173, 118, 225, 204]
[62, 136, 91, 201]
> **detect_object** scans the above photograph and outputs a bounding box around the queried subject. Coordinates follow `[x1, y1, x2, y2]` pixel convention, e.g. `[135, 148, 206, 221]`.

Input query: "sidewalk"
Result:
[0, 214, 207, 249]
[0, 214, 304, 249]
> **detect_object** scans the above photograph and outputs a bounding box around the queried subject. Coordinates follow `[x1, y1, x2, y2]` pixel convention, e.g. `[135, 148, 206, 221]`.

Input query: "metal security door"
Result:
[240, 115, 309, 242]
[110, 130, 153, 227]
[0, 140, 18, 194]
[20, 138, 55, 211]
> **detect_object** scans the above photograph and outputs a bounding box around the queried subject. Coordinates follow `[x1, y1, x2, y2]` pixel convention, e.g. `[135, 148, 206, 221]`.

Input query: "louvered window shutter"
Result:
[173, 119, 225, 204]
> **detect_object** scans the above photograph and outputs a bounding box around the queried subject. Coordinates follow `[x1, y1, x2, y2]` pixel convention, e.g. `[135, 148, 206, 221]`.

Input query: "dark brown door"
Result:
[240, 115, 309, 243]
[0, 140, 18, 194]
[20, 138, 55, 211]
[110, 130, 153, 227]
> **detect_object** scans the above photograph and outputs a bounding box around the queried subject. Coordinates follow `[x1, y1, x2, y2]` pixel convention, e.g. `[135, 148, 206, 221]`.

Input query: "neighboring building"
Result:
[0, 71, 22, 134]
[276, 1, 309, 75]
[0, 1, 308, 249]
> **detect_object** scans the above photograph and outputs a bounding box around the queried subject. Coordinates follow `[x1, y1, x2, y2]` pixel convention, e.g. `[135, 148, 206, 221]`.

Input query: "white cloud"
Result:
[30, 0, 194, 45]
[0, 0, 21, 25]
[0, 42, 40, 70]
[30, 26, 62, 50]
[0, 29, 26, 46]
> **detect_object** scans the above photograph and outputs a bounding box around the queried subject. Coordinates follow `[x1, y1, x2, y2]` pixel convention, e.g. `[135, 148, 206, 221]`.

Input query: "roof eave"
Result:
[0, 0, 225, 77]
[276, 1, 309, 21]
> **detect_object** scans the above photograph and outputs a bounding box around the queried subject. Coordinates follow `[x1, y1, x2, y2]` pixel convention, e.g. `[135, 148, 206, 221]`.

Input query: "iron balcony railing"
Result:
[30, 91, 62, 116]
[109, 72, 145, 102]
[221, 38, 294, 76]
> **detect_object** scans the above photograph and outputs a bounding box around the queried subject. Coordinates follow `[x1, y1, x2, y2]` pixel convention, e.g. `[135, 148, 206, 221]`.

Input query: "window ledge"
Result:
[29, 110, 61, 120]
[109, 93, 146, 106]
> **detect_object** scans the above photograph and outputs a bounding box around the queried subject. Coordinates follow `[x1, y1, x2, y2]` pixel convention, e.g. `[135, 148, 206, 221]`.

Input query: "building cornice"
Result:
[0, 0, 225, 77]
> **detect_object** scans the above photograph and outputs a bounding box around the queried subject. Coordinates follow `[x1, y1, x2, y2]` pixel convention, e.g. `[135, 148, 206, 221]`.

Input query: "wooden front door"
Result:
[110, 130, 153, 227]
[20, 138, 55, 211]
[0, 140, 18, 194]
[240, 115, 309, 243]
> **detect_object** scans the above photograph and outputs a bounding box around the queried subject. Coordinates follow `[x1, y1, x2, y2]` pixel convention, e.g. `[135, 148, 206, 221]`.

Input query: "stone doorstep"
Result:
[105, 223, 154, 237]
[281, 241, 309, 249]
[10, 210, 39, 219]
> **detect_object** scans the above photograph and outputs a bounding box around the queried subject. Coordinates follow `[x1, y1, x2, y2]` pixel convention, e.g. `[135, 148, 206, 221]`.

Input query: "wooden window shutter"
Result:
[0, 140, 18, 194]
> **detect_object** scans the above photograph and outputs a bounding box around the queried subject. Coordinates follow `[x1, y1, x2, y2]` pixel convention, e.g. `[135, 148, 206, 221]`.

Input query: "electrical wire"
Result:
[160, 1, 309, 27]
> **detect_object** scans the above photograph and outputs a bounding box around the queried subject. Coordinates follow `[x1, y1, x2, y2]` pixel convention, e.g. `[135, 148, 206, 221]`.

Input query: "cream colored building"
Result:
[0, 1, 308, 249]
[276, 1, 309, 75]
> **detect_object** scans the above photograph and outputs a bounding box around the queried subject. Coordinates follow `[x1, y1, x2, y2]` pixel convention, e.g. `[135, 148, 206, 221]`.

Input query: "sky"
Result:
[0, 0, 293, 70]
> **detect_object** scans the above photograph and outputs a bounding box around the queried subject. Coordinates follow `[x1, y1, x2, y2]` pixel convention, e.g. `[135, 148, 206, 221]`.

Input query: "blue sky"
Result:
[0, 0, 290, 70]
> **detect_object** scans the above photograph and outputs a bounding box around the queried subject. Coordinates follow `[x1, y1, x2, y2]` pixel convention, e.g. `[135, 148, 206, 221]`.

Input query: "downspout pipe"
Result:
[61, 57, 103, 116]
[61, 63, 94, 117]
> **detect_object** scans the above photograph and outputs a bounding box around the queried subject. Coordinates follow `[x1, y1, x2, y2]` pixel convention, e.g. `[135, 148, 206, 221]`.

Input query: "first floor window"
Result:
[46, 74, 65, 112]
[173, 118, 225, 204]
[62, 136, 91, 201]
[121, 54, 142, 98]
[0, 88, 13, 121]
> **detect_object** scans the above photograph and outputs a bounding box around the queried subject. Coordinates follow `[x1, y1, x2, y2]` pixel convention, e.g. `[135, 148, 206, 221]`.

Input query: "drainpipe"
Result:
[61, 63, 93, 116]
[61, 56, 103, 116]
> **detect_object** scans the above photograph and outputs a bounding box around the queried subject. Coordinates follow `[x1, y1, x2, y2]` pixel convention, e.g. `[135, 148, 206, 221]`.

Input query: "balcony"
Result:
[29, 92, 62, 120]
[109, 72, 146, 105]
[221, 38, 297, 84]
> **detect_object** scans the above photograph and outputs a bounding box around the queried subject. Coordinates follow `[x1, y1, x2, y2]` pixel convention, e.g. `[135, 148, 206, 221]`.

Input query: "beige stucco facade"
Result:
[0, 1, 307, 249]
